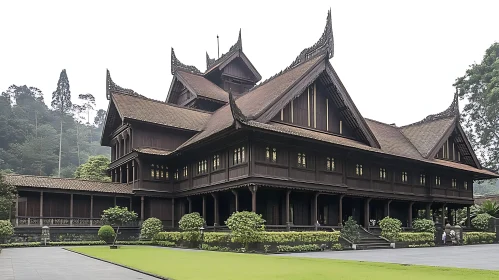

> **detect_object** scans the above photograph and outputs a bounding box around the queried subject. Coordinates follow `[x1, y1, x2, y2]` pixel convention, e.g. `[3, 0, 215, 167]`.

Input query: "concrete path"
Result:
[0, 247, 159, 280]
[282, 244, 499, 270]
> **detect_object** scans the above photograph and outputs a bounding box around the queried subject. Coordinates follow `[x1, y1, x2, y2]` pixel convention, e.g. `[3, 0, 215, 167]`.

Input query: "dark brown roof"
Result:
[5, 174, 133, 194]
[176, 55, 325, 150]
[177, 71, 229, 103]
[400, 117, 456, 158]
[134, 147, 172, 156]
[365, 119, 422, 159]
[112, 93, 211, 131]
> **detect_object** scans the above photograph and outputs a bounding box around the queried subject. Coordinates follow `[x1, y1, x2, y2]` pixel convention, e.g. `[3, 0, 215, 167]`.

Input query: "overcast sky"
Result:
[1, 0, 497, 125]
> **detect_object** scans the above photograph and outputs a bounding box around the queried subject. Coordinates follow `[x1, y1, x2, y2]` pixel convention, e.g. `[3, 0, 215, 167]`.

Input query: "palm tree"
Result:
[478, 200, 499, 217]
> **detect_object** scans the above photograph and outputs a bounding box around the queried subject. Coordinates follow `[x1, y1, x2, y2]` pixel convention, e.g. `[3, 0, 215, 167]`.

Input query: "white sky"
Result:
[1, 0, 498, 126]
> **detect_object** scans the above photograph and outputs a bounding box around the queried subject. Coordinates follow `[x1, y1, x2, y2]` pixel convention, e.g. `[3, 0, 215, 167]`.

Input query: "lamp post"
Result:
[199, 226, 205, 249]
[41, 226, 50, 246]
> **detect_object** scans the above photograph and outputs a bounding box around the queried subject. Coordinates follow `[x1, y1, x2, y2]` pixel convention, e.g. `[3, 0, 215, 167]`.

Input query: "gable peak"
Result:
[106, 69, 140, 100]
[206, 29, 243, 70]
[406, 90, 460, 127]
[171, 47, 202, 75]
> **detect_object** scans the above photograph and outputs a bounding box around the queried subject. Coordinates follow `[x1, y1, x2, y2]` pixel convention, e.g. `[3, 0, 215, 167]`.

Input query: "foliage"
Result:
[0, 220, 14, 242]
[70, 246, 499, 280]
[474, 180, 499, 196]
[225, 211, 265, 248]
[412, 219, 436, 233]
[0, 241, 107, 247]
[74, 155, 111, 182]
[0, 82, 109, 177]
[454, 42, 499, 172]
[341, 216, 360, 243]
[471, 213, 492, 231]
[477, 200, 499, 217]
[258, 231, 340, 243]
[101, 206, 138, 227]
[155, 231, 183, 242]
[153, 240, 176, 247]
[0, 173, 16, 220]
[203, 232, 231, 243]
[115, 240, 154, 246]
[408, 243, 435, 248]
[178, 212, 204, 232]
[98, 225, 116, 244]
[463, 232, 496, 245]
[379, 217, 402, 242]
[140, 218, 164, 240]
[276, 244, 321, 252]
[397, 232, 434, 243]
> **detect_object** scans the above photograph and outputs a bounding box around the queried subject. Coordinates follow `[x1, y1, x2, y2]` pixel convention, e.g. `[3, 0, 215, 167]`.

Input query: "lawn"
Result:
[68, 246, 499, 280]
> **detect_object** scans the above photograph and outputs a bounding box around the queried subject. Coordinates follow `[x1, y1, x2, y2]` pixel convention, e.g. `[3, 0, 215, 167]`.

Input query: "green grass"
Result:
[68, 246, 499, 280]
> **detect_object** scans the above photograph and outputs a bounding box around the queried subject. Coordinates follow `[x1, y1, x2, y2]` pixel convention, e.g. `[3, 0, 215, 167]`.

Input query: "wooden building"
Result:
[7, 10, 498, 230]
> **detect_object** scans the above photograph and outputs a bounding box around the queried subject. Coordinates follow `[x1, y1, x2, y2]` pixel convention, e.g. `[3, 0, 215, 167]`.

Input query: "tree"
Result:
[78, 94, 96, 125]
[477, 200, 499, 217]
[0, 172, 17, 220]
[340, 216, 360, 243]
[74, 155, 111, 181]
[454, 42, 499, 172]
[94, 109, 107, 128]
[101, 206, 138, 245]
[72, 104, 85, 165]
[51, 69, 72, 177]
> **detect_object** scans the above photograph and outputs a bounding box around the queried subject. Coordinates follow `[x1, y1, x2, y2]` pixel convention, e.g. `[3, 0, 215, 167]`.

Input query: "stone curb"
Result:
[63, 247, 171, 280]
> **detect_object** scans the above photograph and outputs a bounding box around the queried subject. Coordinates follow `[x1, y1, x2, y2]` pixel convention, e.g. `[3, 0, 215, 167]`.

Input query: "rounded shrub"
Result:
[98, 225, 116, 244]
[379, 217, 402, 242]
[472, 213, 492, 232]
[140, 218, 163, 240]
[225, 211, 265, 249]
[0, 220, 14, 243]
[179, 212, 204, 232]
[412, 218, 435, 233]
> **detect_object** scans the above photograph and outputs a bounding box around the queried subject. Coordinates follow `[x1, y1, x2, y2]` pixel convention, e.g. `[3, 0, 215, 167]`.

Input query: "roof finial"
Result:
[106, 69, 140, 99]
[171, 47, 202, 75]
[206, 29, 244, 71]
[228, 89, 247, 124]
[406, 92, 460, 126]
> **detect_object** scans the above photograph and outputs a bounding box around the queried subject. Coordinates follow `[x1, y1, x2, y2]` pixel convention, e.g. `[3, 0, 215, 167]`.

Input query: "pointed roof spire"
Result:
[106, 69, 140, 100]
[405, 91, 460, 126]
[206, 29, 243, 70]
[171, 47, 201, 75]
[228, 89, 247, 124]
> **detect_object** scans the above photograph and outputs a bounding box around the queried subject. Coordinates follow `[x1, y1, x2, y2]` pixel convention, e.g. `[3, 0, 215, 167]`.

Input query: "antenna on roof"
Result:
[217, 35, 220, 58]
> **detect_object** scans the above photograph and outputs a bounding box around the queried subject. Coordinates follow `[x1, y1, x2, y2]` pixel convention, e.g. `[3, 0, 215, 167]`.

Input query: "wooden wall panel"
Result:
[229, 165, 248, 179]
[132, 125, 194, 151]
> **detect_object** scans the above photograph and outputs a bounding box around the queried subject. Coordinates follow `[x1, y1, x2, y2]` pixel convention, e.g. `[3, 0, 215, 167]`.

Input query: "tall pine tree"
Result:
[51, 69, 72, 177]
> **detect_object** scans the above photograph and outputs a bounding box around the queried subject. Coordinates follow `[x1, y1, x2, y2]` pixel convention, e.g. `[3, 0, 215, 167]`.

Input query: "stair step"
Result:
[357, 242, 390, 246]
[357, 245, 392, 250]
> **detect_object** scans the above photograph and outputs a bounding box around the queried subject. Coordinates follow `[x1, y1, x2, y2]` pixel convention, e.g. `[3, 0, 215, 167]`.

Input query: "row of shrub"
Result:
[378, 217, 436, 247]
[0, 240, 155, 248]
[463, 232, 495, 245]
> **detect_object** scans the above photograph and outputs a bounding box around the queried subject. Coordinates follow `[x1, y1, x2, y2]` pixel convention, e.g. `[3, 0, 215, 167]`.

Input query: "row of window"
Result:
[265, 146, 337, 171]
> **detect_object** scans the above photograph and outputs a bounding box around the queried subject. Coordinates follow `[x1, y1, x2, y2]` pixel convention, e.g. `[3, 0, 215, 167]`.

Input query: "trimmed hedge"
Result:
[463, 232, 495, 245]
[258, 231, 340, 243]
[276, 244, 320, 252]
[0, 240, 158, 248]
[398, 232, 434, 243]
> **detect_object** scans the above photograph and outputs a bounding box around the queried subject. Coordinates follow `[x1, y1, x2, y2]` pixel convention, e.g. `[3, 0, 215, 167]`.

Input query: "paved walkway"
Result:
[0, 247, 159, 280]
[282, 244, 499, 270]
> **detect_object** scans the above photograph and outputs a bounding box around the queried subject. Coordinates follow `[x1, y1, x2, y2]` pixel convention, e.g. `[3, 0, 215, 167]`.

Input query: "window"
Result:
[213, 154, 220, 170]
[326, 157, 335, 171]
[379, 168, 386, 180]
[435, 176, 441, 186]
[355, 164, 363, 176]
[265, 146, 277, 162]
[233, 147, 245, 164]
[452, 179, 457, 188]
[464, 181, 468, 190]
[150, 164, 155, 179]
[198, 160, 208, 174]
[150, 164, 168, 180]
[174, 170, 179, 180]
[420, 174, 426, 185]
[182, 166, 188, 178]
[297, 152, 307, 168]
[401, 171, 408, 183]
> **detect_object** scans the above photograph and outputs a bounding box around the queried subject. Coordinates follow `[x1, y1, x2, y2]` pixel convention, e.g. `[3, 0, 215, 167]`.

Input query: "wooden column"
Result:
[171, 198, 175, 228]
[90, 195, 94, 226]
[212, 193, 219, 226]
[129, 197, 133, 211]
[384, 200, 392, 217]
[132, 161, 136, 189]
[441, 204, 446, 225]
[426, 203, 432, 220]
[466, 206, 471, 228]
[311, 193, 319, 225]
[39, 191, 44, 226]
[187, 197, 192, 213]
[126, 164, 130, 184]
[250, 186, 258, 212]
[338, 195, 344, 227]
[119, 166, 123, 183]
[231, 190, 239, 212]
[70, 194, 74, 226]
[447, 207, 452, 226]
[202, 196, 206, 219]
[364, 198, 371, 229]
[15, 195, 19, 226]
[140, 196, 145, 221]
[408, 202, 414, 228]
[285, 190, 291, 225]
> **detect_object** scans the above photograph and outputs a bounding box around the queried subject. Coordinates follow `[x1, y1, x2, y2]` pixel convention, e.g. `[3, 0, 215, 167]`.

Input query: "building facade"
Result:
[7, 10, 498, 231]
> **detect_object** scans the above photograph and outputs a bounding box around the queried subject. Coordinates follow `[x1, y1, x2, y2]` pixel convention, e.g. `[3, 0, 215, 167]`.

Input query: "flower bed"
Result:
[154, 231, 342, 253]
[463, 232, 495, 245]
[395, 232, 435, 248]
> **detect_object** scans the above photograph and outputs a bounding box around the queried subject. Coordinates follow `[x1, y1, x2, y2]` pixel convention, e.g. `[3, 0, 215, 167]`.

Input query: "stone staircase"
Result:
[355, 227, 392, 250]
